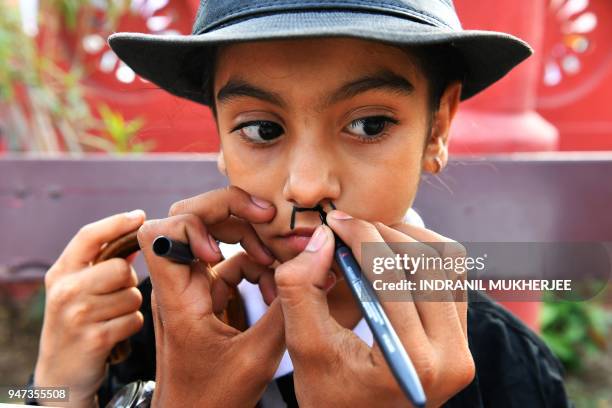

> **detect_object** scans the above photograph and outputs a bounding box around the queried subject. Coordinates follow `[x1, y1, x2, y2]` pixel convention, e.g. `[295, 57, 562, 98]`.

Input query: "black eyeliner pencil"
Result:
[152, 235, 196, 264]
[318, 209, 426, 408]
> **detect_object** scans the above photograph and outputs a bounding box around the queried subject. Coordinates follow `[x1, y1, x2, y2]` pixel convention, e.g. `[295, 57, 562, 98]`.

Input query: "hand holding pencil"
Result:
[272, 210, 474, 408]
[136, 186, 285, 408]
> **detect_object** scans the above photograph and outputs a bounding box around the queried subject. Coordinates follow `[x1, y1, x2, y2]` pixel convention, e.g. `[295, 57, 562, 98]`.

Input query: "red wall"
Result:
[536, 0, 612, 151]
[74, 0, 612, 153]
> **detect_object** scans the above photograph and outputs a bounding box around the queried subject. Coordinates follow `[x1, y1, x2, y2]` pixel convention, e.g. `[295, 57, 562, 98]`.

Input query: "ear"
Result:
[217, 150, 228, 176]
[422, 80, 462, 174]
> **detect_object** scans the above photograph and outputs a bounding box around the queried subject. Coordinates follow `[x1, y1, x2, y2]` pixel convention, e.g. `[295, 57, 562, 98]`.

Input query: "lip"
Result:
[280, 227, 317, 238]
[277, 226, 318, 252]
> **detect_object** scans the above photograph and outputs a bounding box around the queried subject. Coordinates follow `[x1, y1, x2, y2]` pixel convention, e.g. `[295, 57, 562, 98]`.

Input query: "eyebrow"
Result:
[216, 69, 415, 110]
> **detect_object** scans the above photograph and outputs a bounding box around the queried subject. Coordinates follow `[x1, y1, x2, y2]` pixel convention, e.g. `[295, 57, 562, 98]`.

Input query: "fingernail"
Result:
[324, 272, 337, 292]
[250, 195, 272, 209]
[208, 234, 221, 253]
[305, 225, 327, 252]
[126, 209, 145, 220]
[330, 210, 352, 220]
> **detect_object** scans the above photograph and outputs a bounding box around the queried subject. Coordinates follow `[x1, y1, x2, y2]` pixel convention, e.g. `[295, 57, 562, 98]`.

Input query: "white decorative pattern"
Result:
[82, 0, 182, 84]
[544, 0, 598, 87]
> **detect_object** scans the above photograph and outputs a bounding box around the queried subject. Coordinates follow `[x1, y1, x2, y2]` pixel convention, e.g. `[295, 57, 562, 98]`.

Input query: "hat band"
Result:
[195, 3, 455, 35]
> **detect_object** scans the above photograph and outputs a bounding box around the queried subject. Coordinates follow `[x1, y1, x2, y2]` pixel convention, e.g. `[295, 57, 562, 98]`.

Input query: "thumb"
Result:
[274, 225, 337, 352]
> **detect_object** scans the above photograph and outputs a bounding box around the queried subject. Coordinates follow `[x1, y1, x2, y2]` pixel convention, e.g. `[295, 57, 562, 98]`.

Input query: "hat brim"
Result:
[108, 10, 532, 104]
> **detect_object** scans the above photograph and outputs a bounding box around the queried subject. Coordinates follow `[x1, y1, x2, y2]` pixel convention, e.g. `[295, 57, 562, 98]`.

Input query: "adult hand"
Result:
[274, 210, 475, 407]
[137, 186, 285, 407]
[34, 210, 148, 407]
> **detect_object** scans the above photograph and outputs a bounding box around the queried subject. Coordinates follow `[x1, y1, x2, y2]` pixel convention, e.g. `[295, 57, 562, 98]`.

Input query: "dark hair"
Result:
[202, 45, 219, 120]
[408, 44, 466, 114]
[203, 43, 465, 123]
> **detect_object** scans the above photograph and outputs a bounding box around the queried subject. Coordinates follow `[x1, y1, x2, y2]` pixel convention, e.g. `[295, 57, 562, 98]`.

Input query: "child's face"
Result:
[213, 38, 455, 262]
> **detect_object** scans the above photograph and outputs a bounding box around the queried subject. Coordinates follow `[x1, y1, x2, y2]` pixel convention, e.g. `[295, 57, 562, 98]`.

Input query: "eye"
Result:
[231, 120, 284, 144]
[345, 115, 399, 141]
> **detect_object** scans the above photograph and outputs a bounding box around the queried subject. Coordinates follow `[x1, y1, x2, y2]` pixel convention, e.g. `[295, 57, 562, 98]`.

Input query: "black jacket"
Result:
[95, 277, 573, 407]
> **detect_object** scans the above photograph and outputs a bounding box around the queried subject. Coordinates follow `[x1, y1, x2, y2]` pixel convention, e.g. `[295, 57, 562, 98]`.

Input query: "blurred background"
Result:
[1, 0, 611, 405]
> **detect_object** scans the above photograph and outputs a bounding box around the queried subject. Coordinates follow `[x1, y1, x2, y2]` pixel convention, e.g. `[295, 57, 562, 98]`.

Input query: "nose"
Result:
[282, 143, 340, 208]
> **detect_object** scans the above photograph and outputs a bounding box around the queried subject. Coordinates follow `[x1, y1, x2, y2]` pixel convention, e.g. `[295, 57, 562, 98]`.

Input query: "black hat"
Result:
[108, 0, 532, 105]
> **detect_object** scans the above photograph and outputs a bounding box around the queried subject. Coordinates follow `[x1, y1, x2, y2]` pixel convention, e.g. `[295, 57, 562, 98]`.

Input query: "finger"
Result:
[82, 258, 138, 294]
[325, 210, 412, 286]
[59, 210, 146, 270]
[391, 223, 467, 315]
[375, 223, 466, 343]
[86, 287, 143, 321]
[388, 222, 467, 270]
[161, 214, 224, 264]
[169, 185, 276, 226]
[327, 211, 438, 265]
[208, 216, 275, 265]
[210, 253, 276, 313]
[275, 225, 340, 357]
[325, 211, 429, 347]
[374, 222, 450, 300]
[381, 224, 467, 337]
[170, 186, 276, 265]
[101, 310, 144, 345]
[137, 218, 214, 318]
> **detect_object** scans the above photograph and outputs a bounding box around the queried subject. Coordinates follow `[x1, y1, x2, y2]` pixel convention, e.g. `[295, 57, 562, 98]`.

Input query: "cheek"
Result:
[352, 156, 421, 224]
[221, 142, 283, 199]
[343, 126, 424, 222]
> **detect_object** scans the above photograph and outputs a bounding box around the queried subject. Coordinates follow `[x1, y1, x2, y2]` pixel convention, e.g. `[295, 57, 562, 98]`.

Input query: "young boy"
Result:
[31, 1, 573, 407]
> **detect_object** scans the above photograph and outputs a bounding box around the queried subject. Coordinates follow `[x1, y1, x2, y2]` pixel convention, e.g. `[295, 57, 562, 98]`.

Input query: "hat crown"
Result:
[192, 0, 462, 35]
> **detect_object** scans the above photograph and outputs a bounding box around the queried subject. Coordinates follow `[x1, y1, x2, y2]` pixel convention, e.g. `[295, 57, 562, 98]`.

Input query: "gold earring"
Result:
[433, 157, 443, 174]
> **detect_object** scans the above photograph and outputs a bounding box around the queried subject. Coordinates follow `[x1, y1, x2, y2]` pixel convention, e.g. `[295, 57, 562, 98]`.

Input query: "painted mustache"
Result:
[290, 201, 336, 230]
